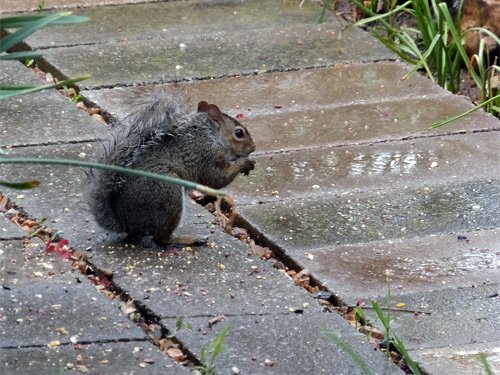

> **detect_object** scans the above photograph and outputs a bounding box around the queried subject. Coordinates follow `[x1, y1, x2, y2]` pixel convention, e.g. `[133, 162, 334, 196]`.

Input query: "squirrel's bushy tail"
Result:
[89, 86, 192, 233]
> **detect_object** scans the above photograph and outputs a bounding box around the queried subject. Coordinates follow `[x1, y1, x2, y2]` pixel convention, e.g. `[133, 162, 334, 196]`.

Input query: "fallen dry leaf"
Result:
[208, 315, 225, 328]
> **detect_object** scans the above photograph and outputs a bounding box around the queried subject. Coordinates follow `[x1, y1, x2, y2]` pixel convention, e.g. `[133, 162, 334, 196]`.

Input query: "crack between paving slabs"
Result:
[0, 194, 203, 369]
[229, 211, 429, 374]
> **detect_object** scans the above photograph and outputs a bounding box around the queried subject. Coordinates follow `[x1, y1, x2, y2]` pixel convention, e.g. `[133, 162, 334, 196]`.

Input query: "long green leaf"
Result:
[429, 94, 500, 129]
[0, 14, 89, 28]
[0, 50, 44, 60]
[0, 179, 40, 189]
[0, 157, 226, 198]
[353, 0, 412, 27]
[402, 33, 441, 80]
[1, 12, 71, 52]
[0, 75, 90, 100]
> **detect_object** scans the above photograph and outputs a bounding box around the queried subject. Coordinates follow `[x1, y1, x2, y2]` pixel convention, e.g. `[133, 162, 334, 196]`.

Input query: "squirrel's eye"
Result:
[234, 128, 245, 139]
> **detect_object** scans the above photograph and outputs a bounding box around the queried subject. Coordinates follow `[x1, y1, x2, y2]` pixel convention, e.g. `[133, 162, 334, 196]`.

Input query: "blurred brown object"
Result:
[461, 0, 500, 61]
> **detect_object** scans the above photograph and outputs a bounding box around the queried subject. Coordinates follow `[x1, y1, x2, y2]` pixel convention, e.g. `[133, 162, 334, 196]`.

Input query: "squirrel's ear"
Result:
[197, 101, 209, 112]
[207, 104, 223, 124]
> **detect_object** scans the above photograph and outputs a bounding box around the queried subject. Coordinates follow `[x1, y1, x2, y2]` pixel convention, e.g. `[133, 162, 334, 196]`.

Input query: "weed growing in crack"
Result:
[368, 288, 422, 375]
[166, 317, 193, 339]
[195, 322, 232, 375]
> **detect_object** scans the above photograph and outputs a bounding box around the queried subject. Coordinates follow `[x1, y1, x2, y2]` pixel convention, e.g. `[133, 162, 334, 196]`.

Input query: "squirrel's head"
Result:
[198, 101, 255, 159]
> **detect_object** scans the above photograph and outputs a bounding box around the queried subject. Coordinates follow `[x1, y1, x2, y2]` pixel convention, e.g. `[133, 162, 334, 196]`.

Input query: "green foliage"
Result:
[479, 352, 494, 375]
[0, 11, 90, 99]
[195, 323, 232, 375]
[352, 0, 500, 121]
[370, 289, 422, 375]
[323, 329, 375, 375]
[0, 179, 40, 189]
[166, 317, 193, 339]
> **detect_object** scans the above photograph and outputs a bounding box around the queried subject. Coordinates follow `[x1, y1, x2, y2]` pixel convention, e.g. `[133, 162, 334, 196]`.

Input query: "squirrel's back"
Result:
[89, 87, 192, 233]
[89, 86, 255, 242]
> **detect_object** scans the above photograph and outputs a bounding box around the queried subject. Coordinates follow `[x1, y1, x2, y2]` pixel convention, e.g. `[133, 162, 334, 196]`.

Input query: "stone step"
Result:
[41, 19, 392, 89]
[23, 0, 322, 47]
[295, 228, 500, 304]
[164, 312, 403, 375]
[0, 61, 104, 148]
[227, 131, 500, 204]
[239, 179, 500, 251]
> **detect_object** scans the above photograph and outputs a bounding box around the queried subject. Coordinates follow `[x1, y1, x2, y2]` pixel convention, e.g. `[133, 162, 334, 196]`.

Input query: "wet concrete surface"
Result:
[0, 341, 188, 375]
[239, 179, 500, 250]
[410, 342, 500, 375]
[22, 0, 321, 47]
[227, 131, 500, 204]
[366, 284, 499, 350]
[0, 61, 105, 147]
[86, 204, 323, 319]
[0, 239, 146, 347]
[41, 22, 392, 89]
[164, 312, 402, 375]
[2, 0, 500, 373]
[303, 229, 500, 303]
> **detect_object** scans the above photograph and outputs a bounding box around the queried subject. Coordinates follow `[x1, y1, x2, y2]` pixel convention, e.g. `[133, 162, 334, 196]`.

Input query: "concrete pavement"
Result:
[1, 1, 499, 374]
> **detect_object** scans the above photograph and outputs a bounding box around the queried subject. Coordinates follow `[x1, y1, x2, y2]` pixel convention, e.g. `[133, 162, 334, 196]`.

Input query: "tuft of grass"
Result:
[195, 322, 232, 375]
[166, 317, 193, 339]
[370, 288, 422, 375]
[351, 0, 500, 122]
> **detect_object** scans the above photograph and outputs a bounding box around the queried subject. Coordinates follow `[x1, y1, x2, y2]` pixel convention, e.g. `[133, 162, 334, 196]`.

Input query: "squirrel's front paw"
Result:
[241, 158, 255, 176]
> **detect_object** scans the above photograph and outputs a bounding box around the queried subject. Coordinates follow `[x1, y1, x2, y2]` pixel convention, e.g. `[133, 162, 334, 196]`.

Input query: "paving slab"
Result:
[83, 62, 440, 118]
[240, 179, 500, 251]
[410, 342, 500, 375]
[87, 208, 323, 319]
[0, 60, 105, 147]
[227, 131, 500, 204]
[0, 239, 147, 348]
[21, 0, 322, 47]
[0, 0, 152, 13]
[366, 284, 499, 350]
[0, 214, 26, 240]
[300, 229, 500, 304]
[164, 312, 403, 375]
[0, 341, 189, 375]
[83, 62, 500, 148]
[42, 25, 391, 89]
[0, 143, 106, 245]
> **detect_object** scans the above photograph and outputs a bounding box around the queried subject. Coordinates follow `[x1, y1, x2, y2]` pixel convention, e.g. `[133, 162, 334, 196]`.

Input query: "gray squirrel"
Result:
[90, 87, 255, 244]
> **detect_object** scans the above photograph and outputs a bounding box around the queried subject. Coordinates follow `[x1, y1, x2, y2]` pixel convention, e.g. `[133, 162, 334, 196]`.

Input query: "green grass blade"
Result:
[402, 33, 441, 80]
[0, 50, 44, 60]
[0, 157, 226, 198]
[1, 12, 71, 52]
[478, 353, 494, 375]
[393, 337, 422, 375]
[438, 3, 480, 84]
[0, 179, 40, 189]
[429, 94, 500, 129]
[353, 0, 412, 27]
[0, 14, 89, 28]
[0, 75, 90, 99]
